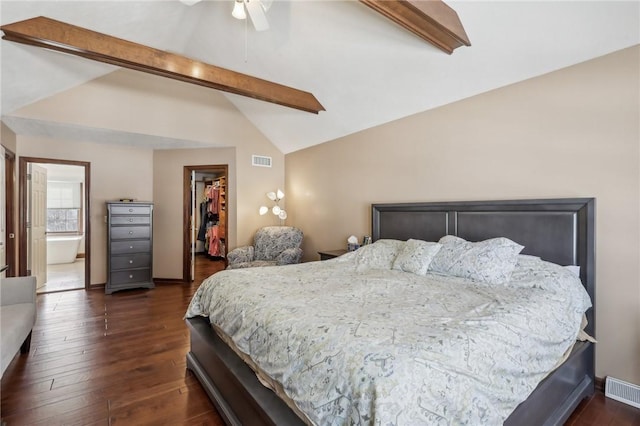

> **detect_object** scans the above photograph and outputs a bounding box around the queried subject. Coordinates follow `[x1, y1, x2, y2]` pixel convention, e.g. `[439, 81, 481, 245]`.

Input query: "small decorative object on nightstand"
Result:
[318, 249, 348, 261]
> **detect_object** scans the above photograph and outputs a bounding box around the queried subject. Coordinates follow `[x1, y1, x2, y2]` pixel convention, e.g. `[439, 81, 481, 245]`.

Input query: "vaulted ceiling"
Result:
[2, 1, 639, 154]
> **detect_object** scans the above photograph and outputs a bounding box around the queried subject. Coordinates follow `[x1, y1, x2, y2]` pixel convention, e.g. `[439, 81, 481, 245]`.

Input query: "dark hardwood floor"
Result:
[2, 255, 638, 425]
[566, 392, 640, 425]
[1, 256, 226, 425]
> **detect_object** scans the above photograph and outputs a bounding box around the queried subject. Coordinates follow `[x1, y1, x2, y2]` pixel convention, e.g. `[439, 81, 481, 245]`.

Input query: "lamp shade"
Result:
[276, 189, 284, 200]
[259, 206, 269, 215]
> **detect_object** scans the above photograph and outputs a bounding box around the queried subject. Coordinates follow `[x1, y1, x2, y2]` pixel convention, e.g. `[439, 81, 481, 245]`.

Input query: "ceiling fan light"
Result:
[232, 0, 246, 20]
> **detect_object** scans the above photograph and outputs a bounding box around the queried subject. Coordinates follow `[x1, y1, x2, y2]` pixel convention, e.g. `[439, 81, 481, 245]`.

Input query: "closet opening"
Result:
[183, 165, 228, 283]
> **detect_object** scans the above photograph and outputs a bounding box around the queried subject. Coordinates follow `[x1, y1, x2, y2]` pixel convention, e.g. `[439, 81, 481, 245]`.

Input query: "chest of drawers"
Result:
[106, 202, 154, 294]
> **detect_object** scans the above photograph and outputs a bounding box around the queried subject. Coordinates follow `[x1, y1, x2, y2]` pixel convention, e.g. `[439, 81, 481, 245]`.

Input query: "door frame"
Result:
[3, 147, 16, 277]
[182, 164, 228, 282]
[19, 157, 91, 291]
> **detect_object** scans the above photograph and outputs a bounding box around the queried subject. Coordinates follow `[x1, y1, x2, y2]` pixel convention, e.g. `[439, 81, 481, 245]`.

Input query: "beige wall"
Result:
[286, 46, 640, 384]
[1, 122, 17, 153]
[11, 69, 257, 147]
[153, 145, 286, 280]
[11, 137, 284, 284]
[152, 148, 235, 280]
[16, 135, 154, 285]
[9, 67, 286, 281]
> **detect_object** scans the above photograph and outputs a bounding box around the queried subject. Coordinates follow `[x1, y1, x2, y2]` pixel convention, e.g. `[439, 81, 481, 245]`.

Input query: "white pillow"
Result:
[392, 239, 442, 275]
[429, 236, 524, 285]
[355, 239, 404, 271]
[564, 265, 581, 277]
[517, 254, 542, 266]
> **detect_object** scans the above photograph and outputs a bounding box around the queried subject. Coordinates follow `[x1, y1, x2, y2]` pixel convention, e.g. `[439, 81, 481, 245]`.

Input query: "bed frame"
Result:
[186, 198, 595, 425]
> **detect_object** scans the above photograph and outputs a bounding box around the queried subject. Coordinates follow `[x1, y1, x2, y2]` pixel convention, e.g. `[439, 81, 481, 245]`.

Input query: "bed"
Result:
[185, 198, 595, 425]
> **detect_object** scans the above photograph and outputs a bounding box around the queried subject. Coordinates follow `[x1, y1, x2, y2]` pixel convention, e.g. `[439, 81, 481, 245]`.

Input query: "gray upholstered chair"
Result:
[226, 226, 303, 269]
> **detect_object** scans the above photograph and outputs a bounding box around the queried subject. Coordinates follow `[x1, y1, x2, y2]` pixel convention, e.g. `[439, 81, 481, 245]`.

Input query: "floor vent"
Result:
[252, 155, 272, 167]
[605, 377, 640, 409]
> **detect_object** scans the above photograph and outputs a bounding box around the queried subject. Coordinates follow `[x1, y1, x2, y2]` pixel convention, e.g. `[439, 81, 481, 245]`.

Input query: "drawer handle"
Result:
[129, 274, 133, 279]
[129, 245, 133, 249]
[129, 231, 134, 235]
[129, 208, 133, 212]
[128, 218, 133, 222]
[129, 260, 133, 264]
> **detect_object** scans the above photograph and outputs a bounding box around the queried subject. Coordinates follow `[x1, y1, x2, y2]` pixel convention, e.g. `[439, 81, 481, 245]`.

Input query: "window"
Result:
[47, 208, 79, 232]
[46, 182, 82, 233]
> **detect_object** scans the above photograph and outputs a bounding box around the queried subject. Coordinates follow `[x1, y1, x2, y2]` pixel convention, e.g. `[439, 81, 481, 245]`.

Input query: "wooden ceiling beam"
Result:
[1, 16, 325, 114]
[359, 0, 470, 54]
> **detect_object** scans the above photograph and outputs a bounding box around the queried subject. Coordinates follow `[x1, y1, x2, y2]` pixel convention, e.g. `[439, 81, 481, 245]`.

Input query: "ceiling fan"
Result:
[180, 0, 272, 32]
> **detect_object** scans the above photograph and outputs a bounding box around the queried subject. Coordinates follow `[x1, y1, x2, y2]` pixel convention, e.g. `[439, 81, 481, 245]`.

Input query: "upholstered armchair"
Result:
[226, 226, 303, 269]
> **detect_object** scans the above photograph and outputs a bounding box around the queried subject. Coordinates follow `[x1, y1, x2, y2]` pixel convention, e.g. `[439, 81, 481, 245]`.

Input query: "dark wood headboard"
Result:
[371, 198, 595, 336]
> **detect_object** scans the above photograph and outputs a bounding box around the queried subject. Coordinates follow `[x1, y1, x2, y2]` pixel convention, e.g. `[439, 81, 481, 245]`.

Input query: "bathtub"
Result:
[47, 235, 82, 265]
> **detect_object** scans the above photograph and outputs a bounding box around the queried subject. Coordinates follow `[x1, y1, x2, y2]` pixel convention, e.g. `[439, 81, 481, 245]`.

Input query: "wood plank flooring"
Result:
[566, 392, 640, 425]
[2, 254, 638, 425]
[1, 256, 225, 425]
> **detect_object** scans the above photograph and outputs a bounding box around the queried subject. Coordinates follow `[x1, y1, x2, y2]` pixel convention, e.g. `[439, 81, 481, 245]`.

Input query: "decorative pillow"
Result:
[516, 254, 542, 266]
[392, 239, 442, 275]
[355, 239, 404, 271]
[438, 235, 466, 245]
[429, 236, 524, 285]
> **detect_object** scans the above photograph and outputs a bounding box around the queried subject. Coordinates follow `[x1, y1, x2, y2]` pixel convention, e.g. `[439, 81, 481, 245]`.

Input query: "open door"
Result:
[28, 163, 47, 288]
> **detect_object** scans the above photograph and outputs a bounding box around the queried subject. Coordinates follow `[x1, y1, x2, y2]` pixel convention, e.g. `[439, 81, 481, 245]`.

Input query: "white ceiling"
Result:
[1, 1, 639, 154]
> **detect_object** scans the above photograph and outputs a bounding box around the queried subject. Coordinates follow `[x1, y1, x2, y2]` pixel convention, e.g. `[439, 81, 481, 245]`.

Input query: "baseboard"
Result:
[90, 280, 186, 291]
[595, 376, 604, 393]
[154, 278, 188, 285]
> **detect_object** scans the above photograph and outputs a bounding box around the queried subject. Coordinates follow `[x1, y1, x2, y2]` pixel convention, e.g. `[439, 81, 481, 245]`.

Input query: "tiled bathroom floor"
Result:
[38, 259, 85, 293]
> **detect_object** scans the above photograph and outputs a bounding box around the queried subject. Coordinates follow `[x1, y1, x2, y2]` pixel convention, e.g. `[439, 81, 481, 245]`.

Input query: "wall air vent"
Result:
[252, 155, 272, 168]
[605, 377, 640, 409]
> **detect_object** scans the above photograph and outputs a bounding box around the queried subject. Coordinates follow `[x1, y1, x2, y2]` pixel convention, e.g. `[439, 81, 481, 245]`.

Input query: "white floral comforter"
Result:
[185, 254, 592, 425]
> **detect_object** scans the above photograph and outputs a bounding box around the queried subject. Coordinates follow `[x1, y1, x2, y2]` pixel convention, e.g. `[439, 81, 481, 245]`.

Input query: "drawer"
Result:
[110, 253, 151, 270]
[111, 205, 151, 215]
[111, 240, 151, 254]
[111, 226, 150, 240]
[110, 215, 150, 225]
[110, 269, 151, 285]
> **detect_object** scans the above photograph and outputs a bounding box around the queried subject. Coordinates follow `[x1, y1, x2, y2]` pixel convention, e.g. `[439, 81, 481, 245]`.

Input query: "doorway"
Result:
[19, 157, 91, 292]
[183, 165, 228, 283]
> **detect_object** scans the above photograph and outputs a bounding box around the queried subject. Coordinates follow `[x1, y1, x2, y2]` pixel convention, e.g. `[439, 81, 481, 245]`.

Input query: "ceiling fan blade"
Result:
[244, 0, 269, 31]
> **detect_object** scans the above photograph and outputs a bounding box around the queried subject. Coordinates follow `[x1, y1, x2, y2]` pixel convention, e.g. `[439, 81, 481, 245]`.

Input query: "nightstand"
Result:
[318, 249, 348, 261]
